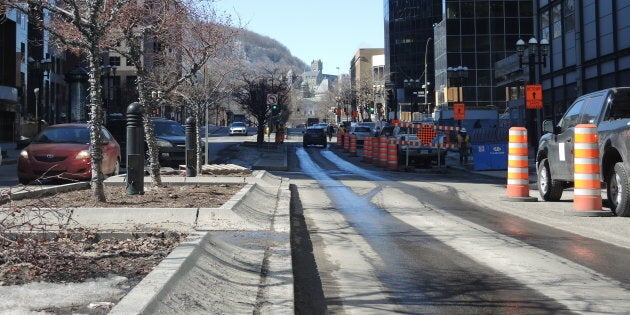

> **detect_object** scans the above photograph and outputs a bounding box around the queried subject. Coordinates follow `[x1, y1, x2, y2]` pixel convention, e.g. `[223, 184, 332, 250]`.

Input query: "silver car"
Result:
[229, 122, 248, 136]
[349, 126, 373, 143]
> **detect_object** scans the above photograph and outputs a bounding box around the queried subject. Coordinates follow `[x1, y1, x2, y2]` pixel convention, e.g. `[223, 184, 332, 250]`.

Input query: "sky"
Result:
[213, 0, 385, 75]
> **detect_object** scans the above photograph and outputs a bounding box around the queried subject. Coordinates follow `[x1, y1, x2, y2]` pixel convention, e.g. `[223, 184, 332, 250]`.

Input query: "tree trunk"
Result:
[87, 50, 107, 202]
[136, 77, 163, 187]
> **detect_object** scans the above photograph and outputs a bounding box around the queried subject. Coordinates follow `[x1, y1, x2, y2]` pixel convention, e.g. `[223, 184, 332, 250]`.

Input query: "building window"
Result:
[109, 56, 121, 66]
[564, 0, 575, 32]
[552, 4, 562, 38]
[541, 11, 550, 40]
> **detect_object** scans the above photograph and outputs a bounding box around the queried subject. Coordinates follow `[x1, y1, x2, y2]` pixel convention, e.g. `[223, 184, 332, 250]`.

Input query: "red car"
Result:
[17, 123, 121, 185]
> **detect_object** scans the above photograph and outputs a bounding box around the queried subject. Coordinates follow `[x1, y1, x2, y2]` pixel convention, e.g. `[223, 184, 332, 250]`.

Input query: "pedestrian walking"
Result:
[457, 128, 471, 165]
[326, 124, 334, 141]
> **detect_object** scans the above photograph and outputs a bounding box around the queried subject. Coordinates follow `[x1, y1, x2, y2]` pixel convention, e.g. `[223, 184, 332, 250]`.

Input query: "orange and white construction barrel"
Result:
[349, 134, 357, 156]
[364, 137, 372, 162]
[505, 127, 537, 201]
[568, 124, 610, 216]
[343, 133, 349, 151]
[337, 130, 342, 147]
[387, 137, 398, 170]
[379, 137, 388, 167]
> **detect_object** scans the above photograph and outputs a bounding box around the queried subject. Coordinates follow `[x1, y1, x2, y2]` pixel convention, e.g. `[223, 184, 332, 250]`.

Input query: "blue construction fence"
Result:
[439, 118, 511, 170]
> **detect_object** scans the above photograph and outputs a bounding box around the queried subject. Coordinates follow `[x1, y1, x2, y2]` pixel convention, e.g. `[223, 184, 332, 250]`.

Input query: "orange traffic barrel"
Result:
[387, 137, 398, 170]
[364, 137, 372, 162]
[371, 137, 379, 164]
[337, 130, 342, 147]
[343, 133, 349, 151]
[505, 127, 537, 201]
[349, 134, 357, 156]
[379, 137, 388, 167]
[568, 124, 610, 216]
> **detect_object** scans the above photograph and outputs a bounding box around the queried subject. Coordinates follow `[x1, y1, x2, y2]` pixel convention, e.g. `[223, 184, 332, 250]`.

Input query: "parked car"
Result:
[349, 125, 373, 144]
[303, 127, 327, 147]
[229, 122, 248, 136]
[537, 87, 630, 216]
[17, 123, 121, 185]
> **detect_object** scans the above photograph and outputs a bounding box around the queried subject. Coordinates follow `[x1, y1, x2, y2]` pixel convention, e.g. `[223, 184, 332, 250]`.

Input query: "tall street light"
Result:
[516, 37, 549, 148]
[424, 37, 432, 117]
[28, 57, 52, 131]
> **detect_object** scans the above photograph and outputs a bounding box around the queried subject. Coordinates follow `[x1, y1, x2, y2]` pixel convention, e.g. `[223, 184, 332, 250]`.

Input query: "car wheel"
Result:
[19, 177, 30, 185]
[607, 162, 630, 216]
[537, 158, 563, 201]
[303, 142, 308, 147]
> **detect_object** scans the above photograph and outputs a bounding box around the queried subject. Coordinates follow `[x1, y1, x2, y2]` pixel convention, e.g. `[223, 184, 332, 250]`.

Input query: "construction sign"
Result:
[454, 103, 465, 120]
[526, 84, 543, 109]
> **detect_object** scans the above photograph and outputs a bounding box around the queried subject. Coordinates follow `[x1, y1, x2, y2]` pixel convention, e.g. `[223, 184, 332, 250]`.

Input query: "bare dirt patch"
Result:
[4, 183, 244, 209]
[0, 182, 246, 313]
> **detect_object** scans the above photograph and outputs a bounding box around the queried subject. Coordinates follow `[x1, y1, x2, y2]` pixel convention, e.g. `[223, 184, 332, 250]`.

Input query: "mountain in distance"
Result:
[238, 29, 307, 72]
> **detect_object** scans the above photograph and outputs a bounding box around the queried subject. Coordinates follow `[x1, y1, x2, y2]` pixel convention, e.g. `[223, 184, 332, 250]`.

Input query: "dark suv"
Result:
[107, 117, 204, 167]
[303, 127, 327, 147]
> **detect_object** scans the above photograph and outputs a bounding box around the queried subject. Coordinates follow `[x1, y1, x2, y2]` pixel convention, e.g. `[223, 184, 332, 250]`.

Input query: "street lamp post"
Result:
[151, 90, 163, 117]
[424, 37, 432, 116]
[516, 37, 549, 148]
[28, 57, 52, 131]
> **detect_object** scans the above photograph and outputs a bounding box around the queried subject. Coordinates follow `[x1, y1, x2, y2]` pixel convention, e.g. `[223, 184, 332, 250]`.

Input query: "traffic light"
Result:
[369, 104, 375, 114]
[271, 103, 280, 115]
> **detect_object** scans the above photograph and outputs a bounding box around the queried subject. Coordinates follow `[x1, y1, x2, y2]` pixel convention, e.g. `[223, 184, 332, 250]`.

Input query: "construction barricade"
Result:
[379, 137, 388, 167]
[364, 137, 372, 162]
[505, 127, 537, 201]
[567, 124, 610, 216]
[349, 134, 357, 156]
[337, 130, 342, 147]
[371, 137, 379, 164]
[343, 133, 349, 151]
[387, 137, 398, 170]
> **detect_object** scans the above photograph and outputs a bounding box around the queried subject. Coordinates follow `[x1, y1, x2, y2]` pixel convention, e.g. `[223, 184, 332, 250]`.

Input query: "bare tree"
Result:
[232, 67, 291, 144]
[175, 57, 242, 171]
[6, 0, 134, 201]
[107, 0, 237, 186]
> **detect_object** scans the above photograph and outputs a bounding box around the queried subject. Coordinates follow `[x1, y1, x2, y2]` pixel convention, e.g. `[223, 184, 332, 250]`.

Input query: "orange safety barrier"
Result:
[569, 124, 609, 216]
[349, 134, 357, 156]
[343, 133, 350, 151]
[337, 130, 342, 147]
[364, 137, 372, 162]
[506, 127, 537, 201]
[387, 137, 398, 170]
[379, 137, 388, 167]
[372, 137, 379, 164]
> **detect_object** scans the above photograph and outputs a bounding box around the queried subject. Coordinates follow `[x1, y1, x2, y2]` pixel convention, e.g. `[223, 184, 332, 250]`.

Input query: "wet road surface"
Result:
[282, 143, 630, 314]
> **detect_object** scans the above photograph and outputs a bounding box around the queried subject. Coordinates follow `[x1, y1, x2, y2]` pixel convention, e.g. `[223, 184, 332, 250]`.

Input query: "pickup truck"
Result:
[379, 123, 447, 167]
[536, 87, 630, 216]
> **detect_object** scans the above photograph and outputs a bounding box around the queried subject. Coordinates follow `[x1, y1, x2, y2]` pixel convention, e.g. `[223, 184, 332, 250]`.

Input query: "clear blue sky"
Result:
[213, 0, 384, 75]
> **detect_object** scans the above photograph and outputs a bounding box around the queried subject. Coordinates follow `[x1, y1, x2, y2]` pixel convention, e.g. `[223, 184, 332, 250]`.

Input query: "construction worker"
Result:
[457, 128, 471, 165]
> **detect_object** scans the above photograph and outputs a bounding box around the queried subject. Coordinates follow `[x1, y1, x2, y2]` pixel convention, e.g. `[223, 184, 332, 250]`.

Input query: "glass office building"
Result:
[537, 0, 630, 122]
[434, 0, 534, 110]
[384, 0, 442, 118]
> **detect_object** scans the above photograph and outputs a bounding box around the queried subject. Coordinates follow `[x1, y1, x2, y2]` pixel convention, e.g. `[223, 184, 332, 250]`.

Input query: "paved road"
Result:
[280, 142, 630, 314]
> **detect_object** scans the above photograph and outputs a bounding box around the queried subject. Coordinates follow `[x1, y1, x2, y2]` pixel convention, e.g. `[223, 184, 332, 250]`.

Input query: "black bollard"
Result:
[185, 117, 197, 177]
[126, 102, 144, 195]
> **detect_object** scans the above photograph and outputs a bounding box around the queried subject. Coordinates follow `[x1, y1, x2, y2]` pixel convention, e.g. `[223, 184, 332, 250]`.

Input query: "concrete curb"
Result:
[109, 232, 210, 314]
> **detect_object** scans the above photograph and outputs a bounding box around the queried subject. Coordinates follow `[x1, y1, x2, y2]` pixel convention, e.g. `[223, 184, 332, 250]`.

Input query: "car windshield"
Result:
[34, 126, 90, 144]
[353, 127, 371, 133]
[307, 128, 324, 134]
[231, 122, 245, 127]
[153, 120, 185, 136]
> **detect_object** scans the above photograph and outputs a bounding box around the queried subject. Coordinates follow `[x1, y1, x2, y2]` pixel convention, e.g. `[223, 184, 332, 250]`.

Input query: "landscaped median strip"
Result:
[2, 171, 293, 313]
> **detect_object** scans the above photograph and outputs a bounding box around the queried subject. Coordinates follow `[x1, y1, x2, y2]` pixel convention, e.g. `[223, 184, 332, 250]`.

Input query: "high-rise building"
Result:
[384, 0, 442, 119]
[536, 0, 630, 123]
[434, 0, 534, 113]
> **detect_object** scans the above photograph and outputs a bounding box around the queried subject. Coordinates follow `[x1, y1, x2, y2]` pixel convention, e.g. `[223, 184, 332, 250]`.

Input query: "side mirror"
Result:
[542, 120, 554, 134]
